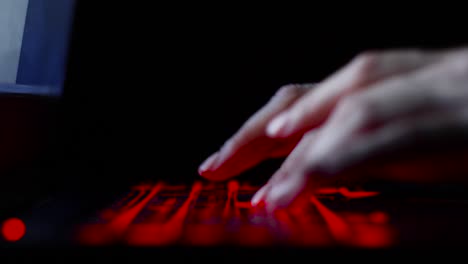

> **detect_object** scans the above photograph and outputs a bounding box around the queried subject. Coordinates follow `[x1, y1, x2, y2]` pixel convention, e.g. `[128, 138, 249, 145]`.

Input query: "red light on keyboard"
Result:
[2, 218, 26, 242]
[125, 182, 202, 246]
[76, 182, 395, 248]
[352, 224, 394, 248]
[310, 196, 352, 243]
[228, 180, 239, 192]
[317, 187, 380, 199]
[369, 211, 389, 224]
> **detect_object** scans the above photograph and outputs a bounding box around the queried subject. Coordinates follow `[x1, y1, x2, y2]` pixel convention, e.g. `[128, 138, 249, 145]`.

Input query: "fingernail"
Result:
[251, 193, 263, 207]
[266, 177, 303, 210]
[251, 185, 269, 206]
[255, 200, 266, 208]
[198, 152, 219, 174]
[266, 113, 289, 137]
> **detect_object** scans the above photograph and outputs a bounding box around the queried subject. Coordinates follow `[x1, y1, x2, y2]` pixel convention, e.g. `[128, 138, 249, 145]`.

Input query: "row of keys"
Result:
[76, 181, 395, 247]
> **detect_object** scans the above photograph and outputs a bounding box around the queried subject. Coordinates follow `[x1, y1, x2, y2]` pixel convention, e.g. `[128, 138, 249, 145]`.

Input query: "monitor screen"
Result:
[0, 0, 76, 96]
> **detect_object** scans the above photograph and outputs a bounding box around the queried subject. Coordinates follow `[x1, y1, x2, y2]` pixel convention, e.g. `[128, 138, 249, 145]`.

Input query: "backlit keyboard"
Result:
[76, 181, 395, 248]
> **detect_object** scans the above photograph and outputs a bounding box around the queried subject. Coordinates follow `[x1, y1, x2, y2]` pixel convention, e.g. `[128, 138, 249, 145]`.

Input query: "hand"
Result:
[198, 83, 313, 181]
[199, 47, 468, 211]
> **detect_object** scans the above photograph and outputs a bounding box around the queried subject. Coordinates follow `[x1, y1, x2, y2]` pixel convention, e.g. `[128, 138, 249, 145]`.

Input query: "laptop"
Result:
[2, 1, 468, 258]
[0, 0, 75, 216]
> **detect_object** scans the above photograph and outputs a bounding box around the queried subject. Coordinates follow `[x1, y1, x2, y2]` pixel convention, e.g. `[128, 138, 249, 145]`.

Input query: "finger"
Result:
[253, 131, 318, 210]
[302, 54, 468, 175]
[253, 50, 467, 209]
[250, 132, 316, 207]
[251, 184, 270, 206]
[266, 49, 448, 139]
[199, 84, 312, 181]
[264, 173, 314, 213]
[313, 105, 468, 183]
[350, 54, 468, 124]
[269, 131, 319, 185]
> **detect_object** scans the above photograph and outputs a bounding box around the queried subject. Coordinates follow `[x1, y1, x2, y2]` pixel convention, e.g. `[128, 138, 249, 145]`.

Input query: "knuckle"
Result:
[452, 53, 468, 76]
[221, 135, 242, 152]
[349, 51, 381, 84]
[270, 169, 289, 184]
[336, 95, 374, 122]
[303, 129, 318, 139]
[276, 84, 306, 98]
[336, 95, 361, 113]
[353, 50, 380, 69]
[306, 157, 338, 177]
[227, 135, 243, 149]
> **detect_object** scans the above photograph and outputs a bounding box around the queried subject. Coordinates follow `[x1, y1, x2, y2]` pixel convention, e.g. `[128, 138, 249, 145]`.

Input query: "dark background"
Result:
[2, 3, 468, 258]
[2, 3, 468, 213]
[61, 4, 468, 190]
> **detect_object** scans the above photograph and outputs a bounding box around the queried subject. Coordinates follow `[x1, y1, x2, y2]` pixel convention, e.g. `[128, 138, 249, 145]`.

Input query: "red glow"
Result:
[288, 207, 334, 246]
[239, 183, 259, 191]
[339, 187, 380, 199]
[310, 196, 352, 243]
[77, 182, 395, 248]
[224, 180, 240, 219]
[343, 213, 368, 223]
[352, 224, 394, 248]
[235, 201, 252, 208]
[182, 195, 225, 245]
[145, 198, 177, 222]
[369, 211, 389, 224]
[316, 187, 342, 195]
[120, 188, 149, 211]
[108, 183, 163, 236]
[274, 209, 297, 238]
[2, 218, 26, 242]
[77, 183, 163, 245]
[182, 224, 225, 245]
[235, 205, 276, 246]
[228, 180, 239, 192]
[311, 197, 394, 247]
[125, 182, 202, 246]
[235, 225, 275, 246]
[316, 187, 380, 199]
[100, 209, 117, 221]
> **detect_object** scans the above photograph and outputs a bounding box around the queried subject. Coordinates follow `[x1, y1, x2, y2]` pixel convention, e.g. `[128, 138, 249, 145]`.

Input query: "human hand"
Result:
[199, 47, 468, 211]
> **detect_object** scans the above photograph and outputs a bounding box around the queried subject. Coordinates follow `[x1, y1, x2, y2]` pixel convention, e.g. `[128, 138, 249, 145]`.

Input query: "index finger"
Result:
[266, 49, 447, 139]
[198, 84, 312, 181]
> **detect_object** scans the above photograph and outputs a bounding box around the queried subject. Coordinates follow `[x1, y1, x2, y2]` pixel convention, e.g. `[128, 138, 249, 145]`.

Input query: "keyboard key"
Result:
[76, 181, 396, 248]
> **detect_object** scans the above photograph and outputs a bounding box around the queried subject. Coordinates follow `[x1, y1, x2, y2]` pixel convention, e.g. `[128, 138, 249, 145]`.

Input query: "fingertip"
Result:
[264, 176, 307, 211]
[251, 184, 269, 206]
[198, 152, 220, 174]
[266, 113, 289, 138]
[251, 192, 263, 207]
[251, 198, 261, 207]
[251, 199, 266, 209]
[197, 166, 206, 176]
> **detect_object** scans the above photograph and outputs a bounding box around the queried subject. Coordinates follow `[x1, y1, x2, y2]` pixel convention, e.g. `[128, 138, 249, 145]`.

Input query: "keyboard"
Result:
[76, 181, 395, 248]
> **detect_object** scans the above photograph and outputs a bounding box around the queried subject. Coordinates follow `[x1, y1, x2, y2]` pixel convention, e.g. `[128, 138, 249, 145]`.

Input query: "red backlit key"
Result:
[125, 182, 201, 246]
[77, 182, 396, 248]
[288, 205, 334, 246]
[228, 203, 277, 246]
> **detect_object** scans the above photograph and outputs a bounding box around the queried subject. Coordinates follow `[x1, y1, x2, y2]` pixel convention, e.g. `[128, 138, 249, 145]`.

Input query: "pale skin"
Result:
[198, 47, 468, 211]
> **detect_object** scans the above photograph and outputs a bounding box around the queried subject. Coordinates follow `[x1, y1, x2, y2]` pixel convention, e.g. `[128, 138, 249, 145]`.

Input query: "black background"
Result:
[59, 3, 468, 191]
[0, 2, 446, 201]
[2, 3, 468, 259]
